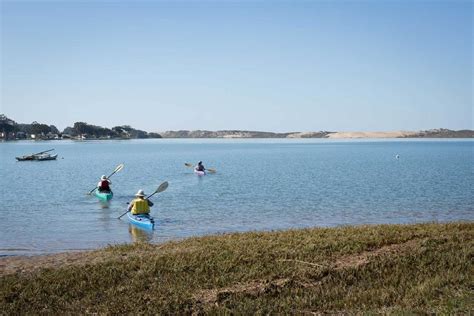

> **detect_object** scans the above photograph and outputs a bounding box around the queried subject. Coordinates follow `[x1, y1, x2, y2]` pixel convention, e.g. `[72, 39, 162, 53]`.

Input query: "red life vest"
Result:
[99, 180, 110, 191]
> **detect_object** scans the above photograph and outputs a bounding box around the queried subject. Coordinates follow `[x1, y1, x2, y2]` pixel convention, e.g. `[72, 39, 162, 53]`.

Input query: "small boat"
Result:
[127, 212, 155, 230]
[16, 153, 58, 161]
[35, 154, 58, 161]
[94, 189, 113, 201]
[194, 169, 206, 176]
[16, 148, 56, 161]
[16, 155, 35, 161]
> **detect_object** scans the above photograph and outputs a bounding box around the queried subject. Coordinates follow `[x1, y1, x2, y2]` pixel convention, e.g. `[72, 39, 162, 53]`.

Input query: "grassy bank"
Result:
[1, 223, 473, 314]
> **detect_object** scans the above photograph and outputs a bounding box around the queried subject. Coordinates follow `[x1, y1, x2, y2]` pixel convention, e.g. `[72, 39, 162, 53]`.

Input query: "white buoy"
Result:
[395, 154, 400, 159]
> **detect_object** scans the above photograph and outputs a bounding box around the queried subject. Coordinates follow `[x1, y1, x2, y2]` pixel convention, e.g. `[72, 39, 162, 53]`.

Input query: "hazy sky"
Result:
[1, 0, 472, 132]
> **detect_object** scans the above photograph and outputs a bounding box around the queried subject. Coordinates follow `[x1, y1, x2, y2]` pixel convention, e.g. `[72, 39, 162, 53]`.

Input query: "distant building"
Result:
[0, 114, 17, 139]
[46, 132, 59, 140]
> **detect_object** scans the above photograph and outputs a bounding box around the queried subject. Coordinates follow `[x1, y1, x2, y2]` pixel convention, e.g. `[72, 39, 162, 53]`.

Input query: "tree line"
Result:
[0, 114, 161, 139]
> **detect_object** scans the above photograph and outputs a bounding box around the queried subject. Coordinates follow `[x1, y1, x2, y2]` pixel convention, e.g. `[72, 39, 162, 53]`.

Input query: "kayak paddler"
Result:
[128, 189, 154, 215]
[97, 175, 112, 193]
[195, 161, 206, 172]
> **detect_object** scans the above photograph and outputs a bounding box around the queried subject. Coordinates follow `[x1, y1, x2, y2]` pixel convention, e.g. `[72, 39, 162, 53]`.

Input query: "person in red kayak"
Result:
[128, 189, 154, 215]
[97, 175, 112, 193]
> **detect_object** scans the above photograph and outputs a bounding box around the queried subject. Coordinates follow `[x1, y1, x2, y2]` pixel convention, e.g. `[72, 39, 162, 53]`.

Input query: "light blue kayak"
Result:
[127, 212, 155, 230]
[94, 189, 113, 201]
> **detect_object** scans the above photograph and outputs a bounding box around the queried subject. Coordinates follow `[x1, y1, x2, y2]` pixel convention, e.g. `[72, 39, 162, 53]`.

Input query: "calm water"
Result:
[0, 139, 473, 256]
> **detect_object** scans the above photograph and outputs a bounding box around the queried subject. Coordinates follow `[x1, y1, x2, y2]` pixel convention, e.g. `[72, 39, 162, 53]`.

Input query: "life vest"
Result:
[131, 198, 150, 215]
[99, 180, 110, 191]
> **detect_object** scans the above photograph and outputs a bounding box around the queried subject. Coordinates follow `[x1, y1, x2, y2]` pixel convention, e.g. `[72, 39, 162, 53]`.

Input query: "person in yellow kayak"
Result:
[128, 189, 154, 215]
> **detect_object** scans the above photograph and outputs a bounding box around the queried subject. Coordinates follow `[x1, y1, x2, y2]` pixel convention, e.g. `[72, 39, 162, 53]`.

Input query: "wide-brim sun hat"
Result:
[135, 189, 145, 197]
[101, 175, 107, 180]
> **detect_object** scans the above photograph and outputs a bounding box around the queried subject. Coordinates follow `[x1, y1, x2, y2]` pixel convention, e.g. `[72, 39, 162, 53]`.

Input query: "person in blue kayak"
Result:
[97, 175, 112, 193]
[128, 189, 154, 215]
[195, 161, 206, 172]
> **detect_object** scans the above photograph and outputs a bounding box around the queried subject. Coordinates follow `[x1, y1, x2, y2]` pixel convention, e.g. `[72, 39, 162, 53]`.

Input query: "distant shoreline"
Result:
[157, 129, 473, 139]
[2, 135, 474, 142]
[1, 114, 473, 140]
[1, 131, 474, 141]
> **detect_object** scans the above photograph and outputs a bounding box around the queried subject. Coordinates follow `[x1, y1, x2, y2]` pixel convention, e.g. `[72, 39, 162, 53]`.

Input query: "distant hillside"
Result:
[406, 128, 474, 138]
[160, 129, 472, 139]
[287, 131, 332, 138]
[160, 130, 297, 138]
[2, 113, 472, 140]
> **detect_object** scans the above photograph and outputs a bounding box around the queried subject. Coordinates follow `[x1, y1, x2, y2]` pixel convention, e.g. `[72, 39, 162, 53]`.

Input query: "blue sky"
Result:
[1, 0, 472, 132]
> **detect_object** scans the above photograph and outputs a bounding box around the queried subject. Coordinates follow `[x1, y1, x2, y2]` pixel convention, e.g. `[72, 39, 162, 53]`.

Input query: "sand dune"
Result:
[326, 131, 418, 138]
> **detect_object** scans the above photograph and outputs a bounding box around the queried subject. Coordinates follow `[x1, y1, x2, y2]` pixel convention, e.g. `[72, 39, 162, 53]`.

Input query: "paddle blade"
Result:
[114, 164, 124, 173]
[207, 168, 216, 173]
[184, 163, 193, 168]
[156, 181, 169, 193]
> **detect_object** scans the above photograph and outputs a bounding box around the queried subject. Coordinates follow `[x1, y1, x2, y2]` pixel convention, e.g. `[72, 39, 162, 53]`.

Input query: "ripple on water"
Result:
[0, 139, 473, 255]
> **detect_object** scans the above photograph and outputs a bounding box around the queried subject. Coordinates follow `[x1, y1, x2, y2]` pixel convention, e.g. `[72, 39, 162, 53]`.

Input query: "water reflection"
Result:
[99, 201, 110, 209]
[129, 225, 153, 243]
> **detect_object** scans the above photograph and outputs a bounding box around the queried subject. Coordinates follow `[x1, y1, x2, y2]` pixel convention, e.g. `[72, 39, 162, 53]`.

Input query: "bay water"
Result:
[1, 139, 472, 256]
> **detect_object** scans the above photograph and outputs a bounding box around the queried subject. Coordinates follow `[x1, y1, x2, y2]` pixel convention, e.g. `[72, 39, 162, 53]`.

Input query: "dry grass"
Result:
[1, 222, 473, 314]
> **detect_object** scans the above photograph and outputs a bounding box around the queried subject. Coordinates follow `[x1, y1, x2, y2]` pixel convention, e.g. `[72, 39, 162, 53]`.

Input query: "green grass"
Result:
[1, 222, 473, 314]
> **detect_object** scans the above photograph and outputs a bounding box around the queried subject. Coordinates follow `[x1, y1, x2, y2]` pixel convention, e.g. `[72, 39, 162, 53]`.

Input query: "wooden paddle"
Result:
[184, 162, 216, 173]
[117, 181, 169, 219]
[87, 164, 124, 195]
[32, 148, 55, 156]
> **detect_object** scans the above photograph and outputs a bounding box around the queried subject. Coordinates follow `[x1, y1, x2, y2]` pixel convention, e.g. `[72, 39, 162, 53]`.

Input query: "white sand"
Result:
[326, 131, 418, 139]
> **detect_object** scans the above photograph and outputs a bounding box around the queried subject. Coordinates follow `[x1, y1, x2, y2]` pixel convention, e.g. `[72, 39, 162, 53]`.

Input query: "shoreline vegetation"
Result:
[1, 114, 473, 140]
[1, 222, 472, 313]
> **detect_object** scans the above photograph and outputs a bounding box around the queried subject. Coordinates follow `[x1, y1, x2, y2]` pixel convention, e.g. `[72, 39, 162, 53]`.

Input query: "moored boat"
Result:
[16, 155, 35, 161]
[16, 153, 58, 161]
[35, 154, 58, 161]
[127, 212, 155, 230]
[94, 189, 113, 201]
[16, 148, 56, 161]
